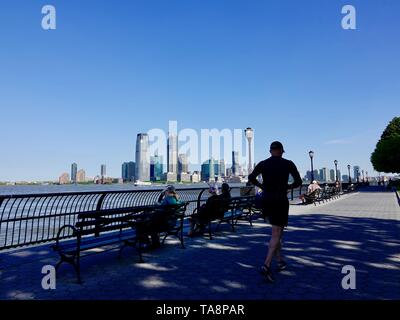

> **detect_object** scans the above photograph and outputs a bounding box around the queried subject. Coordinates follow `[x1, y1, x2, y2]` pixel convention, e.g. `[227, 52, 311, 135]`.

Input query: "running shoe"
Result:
[260, 264, 275, 283]
[277, 260, 287, 271]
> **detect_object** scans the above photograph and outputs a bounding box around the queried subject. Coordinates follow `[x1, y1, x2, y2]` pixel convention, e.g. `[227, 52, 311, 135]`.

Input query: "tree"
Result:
[371, 117, 400, 173]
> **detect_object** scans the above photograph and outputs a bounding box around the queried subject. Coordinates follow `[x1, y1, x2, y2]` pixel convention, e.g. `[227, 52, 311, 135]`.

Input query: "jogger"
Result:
[248, 141, 302, 282]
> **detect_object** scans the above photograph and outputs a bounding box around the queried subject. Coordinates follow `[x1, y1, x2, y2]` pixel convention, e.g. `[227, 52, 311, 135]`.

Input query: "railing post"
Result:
[95, 193, 107, 237]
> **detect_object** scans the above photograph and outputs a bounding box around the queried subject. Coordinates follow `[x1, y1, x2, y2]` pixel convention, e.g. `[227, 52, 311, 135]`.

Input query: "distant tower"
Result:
[168, 133, 178, 174]
[178, 154, 189, 174]
[150, 155, 163, 181]
[76, 169, 86, 183]
[71, 163, 78, 183]
[100, 164, 106, 177]
[244, 128, 254, 175]
[135, 133, 150, 181]
[219, 159, 226, 177]
[232, 151, 239, 176]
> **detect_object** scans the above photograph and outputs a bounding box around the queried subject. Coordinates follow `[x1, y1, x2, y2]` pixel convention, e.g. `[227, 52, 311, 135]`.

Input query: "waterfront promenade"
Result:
[0, 188, 399, 300]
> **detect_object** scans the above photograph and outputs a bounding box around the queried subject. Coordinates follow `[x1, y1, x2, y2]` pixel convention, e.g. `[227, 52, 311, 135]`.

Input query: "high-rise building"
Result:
[353, 166, 360, 182]
[329, 169, 335, 182]
[313, 169, 319, 181]
[219, 160, 226, 177]
[76, 169, 86, 183]
[201, 159, 215, 182]
[244, 128, 254, 175]
[214, 161, 220, 178]
[122, 162, 135, 182]
[150, 155, 163, 181]
[337, 170, 341, 182]
[178, 154, 188, 174]
[232, 151, 239, 176]
[59, 172, 70, 184]
[71, 163, 78, 183]
[167, 134, 178, 174]
[319, 168, 328, 182]
[101, 164, 106, 177]
[136, 133, 150, 181]
[191, 171, 201, 183]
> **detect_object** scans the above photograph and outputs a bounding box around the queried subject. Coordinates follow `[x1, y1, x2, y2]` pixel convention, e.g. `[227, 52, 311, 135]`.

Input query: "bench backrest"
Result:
[75, 203, 187, 237]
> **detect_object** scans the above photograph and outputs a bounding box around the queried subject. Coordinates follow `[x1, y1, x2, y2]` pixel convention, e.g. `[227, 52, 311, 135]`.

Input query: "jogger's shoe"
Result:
[277, 260, 287, 272]
[260, 264, 275, 283]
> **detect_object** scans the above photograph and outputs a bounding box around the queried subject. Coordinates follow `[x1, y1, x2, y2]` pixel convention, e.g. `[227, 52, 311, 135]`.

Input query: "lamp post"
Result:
[334, 160, 338, 183]
[347, 165, 351, 183]
[244, 128, 254, 175]
[366, 171, 368, 183]
[309, 151, 314, 181]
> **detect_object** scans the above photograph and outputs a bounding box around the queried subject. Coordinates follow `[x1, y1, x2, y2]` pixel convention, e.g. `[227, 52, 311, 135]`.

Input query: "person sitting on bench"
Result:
[188, 184, 232, 236]
[139, 185, 182, 248]
[299, 180, 321, 204]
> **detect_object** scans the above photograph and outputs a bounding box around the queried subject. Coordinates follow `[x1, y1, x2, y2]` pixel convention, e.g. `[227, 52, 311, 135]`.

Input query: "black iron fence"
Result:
[0, 183, 352, 251]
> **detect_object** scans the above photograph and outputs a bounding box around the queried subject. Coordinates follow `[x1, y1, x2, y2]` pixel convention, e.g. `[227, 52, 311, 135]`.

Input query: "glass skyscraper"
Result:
[122, 161, 135, 182]
[135, 133, 150, 181]
[71, 163, 77, 183]
[167, 134, 178, 174]
[150, 155, 163, 181]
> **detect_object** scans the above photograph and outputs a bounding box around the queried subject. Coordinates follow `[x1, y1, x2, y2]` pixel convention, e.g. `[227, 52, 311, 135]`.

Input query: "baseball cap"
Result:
[270, 141, 285, 152]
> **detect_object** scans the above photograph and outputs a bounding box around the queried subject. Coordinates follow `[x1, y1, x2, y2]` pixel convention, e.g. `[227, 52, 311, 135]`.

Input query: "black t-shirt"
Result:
[248, 156, 302, 196]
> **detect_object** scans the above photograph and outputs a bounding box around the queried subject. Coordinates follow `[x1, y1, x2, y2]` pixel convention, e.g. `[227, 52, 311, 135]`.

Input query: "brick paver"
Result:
[1, 189, 399, 300]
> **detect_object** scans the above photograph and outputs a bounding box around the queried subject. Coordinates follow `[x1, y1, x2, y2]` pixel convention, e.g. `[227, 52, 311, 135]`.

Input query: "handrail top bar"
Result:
[0, 182, 341, 200]
[0, 185, 243, 199]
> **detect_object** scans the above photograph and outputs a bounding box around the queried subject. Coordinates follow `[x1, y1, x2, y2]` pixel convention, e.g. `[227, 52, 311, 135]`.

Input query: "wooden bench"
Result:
[193, 196, 256, 239]
[303, 190, 318, 205]
[53, 202, 187, 283]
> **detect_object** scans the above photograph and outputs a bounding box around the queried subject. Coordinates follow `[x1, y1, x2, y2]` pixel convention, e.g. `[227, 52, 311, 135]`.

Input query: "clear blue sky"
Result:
[0, 0, 399, 181]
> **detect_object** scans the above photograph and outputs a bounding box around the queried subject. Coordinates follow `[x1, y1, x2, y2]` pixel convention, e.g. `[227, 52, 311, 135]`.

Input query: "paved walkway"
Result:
[1, 189, 399, 300]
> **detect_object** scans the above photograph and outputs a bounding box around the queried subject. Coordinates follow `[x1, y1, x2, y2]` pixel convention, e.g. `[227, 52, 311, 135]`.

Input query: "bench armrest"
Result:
[53, 224, 78, 251]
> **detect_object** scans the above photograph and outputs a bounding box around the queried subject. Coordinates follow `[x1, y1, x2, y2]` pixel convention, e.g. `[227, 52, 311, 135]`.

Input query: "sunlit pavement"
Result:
[1, 189, 399, 300]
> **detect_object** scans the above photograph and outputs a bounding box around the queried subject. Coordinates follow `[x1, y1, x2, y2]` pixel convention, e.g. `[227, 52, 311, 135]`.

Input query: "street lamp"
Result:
[334, 160, 338, 182]
[244, 128, 254, 175]
[347, 165, 351, 183]
[309, 151, 314, 181]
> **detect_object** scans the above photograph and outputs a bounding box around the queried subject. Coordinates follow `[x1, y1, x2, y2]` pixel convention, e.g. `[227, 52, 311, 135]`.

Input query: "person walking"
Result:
[248, 141, 302, 282]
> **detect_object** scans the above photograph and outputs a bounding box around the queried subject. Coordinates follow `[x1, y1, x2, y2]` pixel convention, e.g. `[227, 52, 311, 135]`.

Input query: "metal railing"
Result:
[0, 183, 349, 251]
[0, 186, 245, 250]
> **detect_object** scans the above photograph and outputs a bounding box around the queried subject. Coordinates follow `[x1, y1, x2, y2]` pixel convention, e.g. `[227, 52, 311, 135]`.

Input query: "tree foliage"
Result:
[371, 117, 400, 173]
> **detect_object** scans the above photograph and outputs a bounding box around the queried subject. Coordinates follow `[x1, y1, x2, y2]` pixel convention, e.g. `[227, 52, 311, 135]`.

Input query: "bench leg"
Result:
[55, 252, 81, 284]
[75, 252, 82, 284]
[230, 218, 235, 232]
